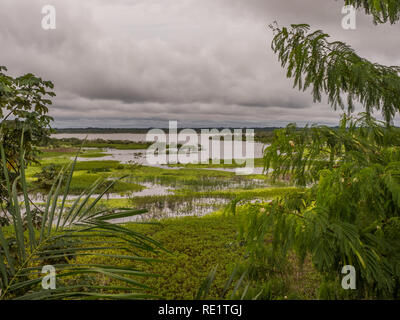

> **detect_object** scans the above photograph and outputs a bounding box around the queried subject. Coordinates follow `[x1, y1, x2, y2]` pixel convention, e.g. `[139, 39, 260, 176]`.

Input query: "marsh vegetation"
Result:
[3, 0, 400, 301]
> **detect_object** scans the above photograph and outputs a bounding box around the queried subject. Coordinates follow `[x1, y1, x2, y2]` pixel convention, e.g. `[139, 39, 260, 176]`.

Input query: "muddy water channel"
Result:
[46, 133, 270, 221]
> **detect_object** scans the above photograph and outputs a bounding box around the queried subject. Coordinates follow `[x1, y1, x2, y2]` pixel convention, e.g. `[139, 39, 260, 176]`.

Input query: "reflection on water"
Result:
[54, 133, 266, 164]
[26, 188, 234, 223]
[32, 133, 271, 221]
[76, 148, 148, 165]
[26, 177, 272, 222]
[27, 182, 174, 202]
[111, 197, 232, 223]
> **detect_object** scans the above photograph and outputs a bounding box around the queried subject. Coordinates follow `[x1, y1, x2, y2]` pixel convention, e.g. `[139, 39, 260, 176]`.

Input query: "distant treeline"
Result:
[52, 127, 298, 145]
[55, 126, 393, 145]
[54, 128, 150, 134]
[53, 127, 283, 134]
[52, 127, 283, 144]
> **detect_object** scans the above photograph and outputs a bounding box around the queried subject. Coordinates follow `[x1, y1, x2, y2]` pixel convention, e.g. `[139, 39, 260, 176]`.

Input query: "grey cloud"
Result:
[0, 0, 399, 127]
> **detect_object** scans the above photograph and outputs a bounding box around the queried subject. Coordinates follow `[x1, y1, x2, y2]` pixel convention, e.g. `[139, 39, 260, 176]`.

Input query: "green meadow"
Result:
[18, 141, 320, 300]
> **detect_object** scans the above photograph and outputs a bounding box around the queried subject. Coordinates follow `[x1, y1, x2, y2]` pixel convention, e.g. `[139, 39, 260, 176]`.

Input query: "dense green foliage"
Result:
[29, 160, 143, 194]
[0, 69, 166, 299]
[86, 214, 320, 300]
[254, 115, 400, 298]
[0, 144, 165, 299]
[0, 66, 56, 225]
[0, 66, 54, 165]
[130, 214, 244, 299]
[236, 14, 400, 299]
[4, 0, 400, 300]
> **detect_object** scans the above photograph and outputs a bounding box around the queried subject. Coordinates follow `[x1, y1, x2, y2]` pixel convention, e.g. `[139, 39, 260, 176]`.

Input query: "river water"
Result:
[47, 133, 269, 220]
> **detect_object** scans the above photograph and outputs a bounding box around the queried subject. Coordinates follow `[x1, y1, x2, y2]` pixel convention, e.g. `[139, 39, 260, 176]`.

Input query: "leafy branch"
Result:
[270, 23, 400, 124]
[0, 138, 167, 299]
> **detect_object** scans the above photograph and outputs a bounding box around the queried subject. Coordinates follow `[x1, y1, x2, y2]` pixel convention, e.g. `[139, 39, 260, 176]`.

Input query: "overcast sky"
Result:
[1, 0, 400, 128]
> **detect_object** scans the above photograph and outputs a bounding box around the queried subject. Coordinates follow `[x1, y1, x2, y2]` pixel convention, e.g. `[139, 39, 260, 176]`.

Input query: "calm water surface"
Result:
[48, 133, 269, 220]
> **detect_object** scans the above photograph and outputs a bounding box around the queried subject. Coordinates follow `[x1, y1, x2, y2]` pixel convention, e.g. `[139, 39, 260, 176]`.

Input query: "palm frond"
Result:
[0, 140, 165, 300]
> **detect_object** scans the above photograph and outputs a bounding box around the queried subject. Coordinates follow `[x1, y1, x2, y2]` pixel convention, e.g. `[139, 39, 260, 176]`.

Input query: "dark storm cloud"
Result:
[1, 0, 399, 127]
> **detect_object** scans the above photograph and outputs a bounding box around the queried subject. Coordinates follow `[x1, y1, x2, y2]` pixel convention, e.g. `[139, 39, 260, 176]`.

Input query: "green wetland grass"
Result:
[21, 146, 317, 300]
[167, 157, 266, 169]
[71, 213, 321, 299]
[26, 147, 295, 219]
[49, 137, 152, 150]
[29, 148, 280, 194]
